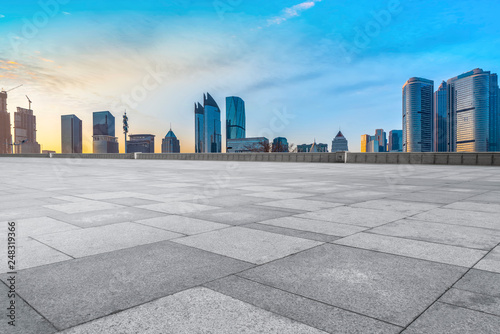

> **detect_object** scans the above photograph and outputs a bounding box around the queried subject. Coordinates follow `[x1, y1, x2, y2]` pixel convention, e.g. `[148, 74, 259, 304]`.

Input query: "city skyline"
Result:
[1, 1, 500, 153]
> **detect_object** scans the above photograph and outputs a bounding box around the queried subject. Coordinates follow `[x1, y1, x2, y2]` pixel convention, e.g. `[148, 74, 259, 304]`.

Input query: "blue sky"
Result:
[1, 0, 499, 152]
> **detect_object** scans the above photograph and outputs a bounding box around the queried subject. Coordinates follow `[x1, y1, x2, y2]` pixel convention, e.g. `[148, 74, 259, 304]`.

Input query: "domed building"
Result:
[331, 131, 348, 152]
[161, 127, 180, 153]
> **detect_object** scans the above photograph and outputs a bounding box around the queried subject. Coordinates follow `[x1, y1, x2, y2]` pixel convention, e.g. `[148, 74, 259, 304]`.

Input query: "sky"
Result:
[1, 0, 499, 153]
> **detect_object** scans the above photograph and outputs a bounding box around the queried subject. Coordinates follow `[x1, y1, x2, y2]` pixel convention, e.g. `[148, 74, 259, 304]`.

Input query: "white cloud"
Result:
[268, 0, 321, 25]
[0, 14, 5, 18]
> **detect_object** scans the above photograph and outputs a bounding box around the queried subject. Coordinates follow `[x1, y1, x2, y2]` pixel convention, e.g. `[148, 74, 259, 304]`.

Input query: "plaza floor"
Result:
[1, 157, 500, 333]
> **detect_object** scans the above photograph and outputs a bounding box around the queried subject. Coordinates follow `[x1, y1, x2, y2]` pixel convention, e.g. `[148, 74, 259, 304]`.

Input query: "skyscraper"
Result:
[447, 69, 499, 152]
[374, 129, 387, 152]
[331, 131, 348, 152]
[360, 134, 370, 152]
[162, 128, 180, 153]
[402, 77, 434, 152]
[194, 93, 221, 153]
[226, 96, 245, 141]
[93, 111, 118, 153]
[434, 81, 448, 152]
[126, 134, 155, 153]
[0, 90, 11, 154]
[61, 115, 82, 153]
[388, 130, 403, 152]
[14, 107, 41, 154]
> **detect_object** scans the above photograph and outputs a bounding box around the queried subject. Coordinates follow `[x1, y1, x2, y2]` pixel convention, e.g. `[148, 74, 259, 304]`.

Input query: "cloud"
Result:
[268, 0, 322, 25]
[0, 14, 5, 18]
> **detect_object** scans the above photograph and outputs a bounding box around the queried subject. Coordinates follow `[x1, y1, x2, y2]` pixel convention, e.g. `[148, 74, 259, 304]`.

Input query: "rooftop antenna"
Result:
[26, 95, 32, 110]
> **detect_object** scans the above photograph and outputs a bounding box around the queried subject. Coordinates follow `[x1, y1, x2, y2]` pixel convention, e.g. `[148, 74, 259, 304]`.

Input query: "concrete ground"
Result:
[1, 157, 500, 333]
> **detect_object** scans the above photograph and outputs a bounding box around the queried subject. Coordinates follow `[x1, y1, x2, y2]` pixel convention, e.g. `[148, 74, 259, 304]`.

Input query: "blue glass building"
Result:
[194, 93, 221, 153]
[388, 130, 403, 152]
[433, 81, 448, 152]
[447, 69, 499, 152]
[61, 114, 82, 153]
[402, 77, 434, 152]
[272, 137, 289, 152]
[93, 111, 118, 153]
[226, 96, 245, 141]
[162, 128, 180, 153]
[194, 103, 204, 153]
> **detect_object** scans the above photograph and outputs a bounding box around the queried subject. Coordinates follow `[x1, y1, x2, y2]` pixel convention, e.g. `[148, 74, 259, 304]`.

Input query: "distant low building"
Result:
[227, 137, 268, 153]
[162, 128, 180, 153]
[331, 131, 348, 152]
[127, 134, 155, 153]
[272, 137, 289, 152]
[297, 141, 328, 153]
[361, 129, 387, 152]
[42, 150, 56, 154]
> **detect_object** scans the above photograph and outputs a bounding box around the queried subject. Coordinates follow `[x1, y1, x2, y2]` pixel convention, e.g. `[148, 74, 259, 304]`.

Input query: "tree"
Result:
[243, 140, 271, 152]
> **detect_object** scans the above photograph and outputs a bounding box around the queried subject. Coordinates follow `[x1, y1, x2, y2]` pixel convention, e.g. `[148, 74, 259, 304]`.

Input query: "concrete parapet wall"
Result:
[0, 153, 50, 158]
[345, 152, 500, 166]
[51, 153, 135, 159]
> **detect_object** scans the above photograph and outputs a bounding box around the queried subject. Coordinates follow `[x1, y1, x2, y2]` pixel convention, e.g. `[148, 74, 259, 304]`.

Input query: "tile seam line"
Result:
[435, 300, 500, 319]
[230, 274, 405, 330]
[243, 222, 343, 242]
[400, 240, 500, 331]
[0, 279, 59, 331]
[28, 236, 76, 259]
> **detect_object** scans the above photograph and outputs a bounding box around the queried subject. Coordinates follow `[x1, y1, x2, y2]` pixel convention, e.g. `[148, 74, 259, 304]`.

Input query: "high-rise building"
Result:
[272, 137, 289, 152]
[331, 131, 348, 152]
[402, 77, 434, 152]
[126, 134, 155, 153]
[434, 81, 448, 152]
[61, 115, 82, 153]
[388, 130, 403, 152]
[447, 68, 499, 152]
[194, 93, 221, 153]
[162, 128, 180, 153]
[0, 90, 12, 154]
[226, 96, 245, 141]
[360, 134, 370, 152]
[374, 129, 387, 152]
[93, 111, 118, 153]
[14, 107, 41, 154]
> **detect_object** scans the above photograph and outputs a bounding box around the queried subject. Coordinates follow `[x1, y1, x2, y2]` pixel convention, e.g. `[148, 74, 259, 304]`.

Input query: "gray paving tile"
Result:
[0, 281, 57, 334]
[334, 233, 486, 267]
[444, 201, 500, 213]
[474, 246, 500, 273]
[369, 219, 500, 250]
[0, 217, 79, 237]
[296, 206, 407, 227]
[440, 288, 500, 316]
[185, 205, 300, 225]
[351, 199, 441, 215]
[244, 223, 342, 243]
[244, 191, 314, 199]
[43, 200, 124, 214]
[135, 215, 229, 235]
[48, 207, 167, 228]
[454, 269, 500, 298]
[0, 207, 60, 221]
[403, 302, 500, 334]
[239, 244, 466, 327]
[102, 197, 163, 206]
[259, 216, 367, 237]
[386, 190, 474, 204]
[257, 199, 343, 211]
[59, 287, 326, 334]
[137, 202, 219, 214]
[205, 275, 402, 334]
[239, 185, 291, 192]
[194, 195, 268, 207]
[173, 226, 322, 264]
[34, 222, 183, 257]
[3, 241, 253, 330]
[467, 191, 500, 204]
[410, 208, 500, 230]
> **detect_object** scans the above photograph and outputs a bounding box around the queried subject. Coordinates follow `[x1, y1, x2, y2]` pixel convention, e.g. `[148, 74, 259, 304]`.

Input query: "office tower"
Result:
[93, 111, 118, 153]
[61, 115, 82, 153]
[126, 134, 155, 153]
[194, 93, 221, 153]
[226, 96, 245, 140]
[388, 130, 403, 152]
[272, 137, 289, 152]
[374, 129, 387, 152]
[402, 77, 434, 152]
[14, 107, 41, 154]
[360, 134, 370, 152]
[227, 137, 268, 153]
[331, 131, 348, 152]
[194, 103, 204, 153]
[297, 141, 328, 153]
[434, 81, 448, 152]
[447, 69, 499, 152]
[0, 90, 11, 154]
[162, 128, 180, 153]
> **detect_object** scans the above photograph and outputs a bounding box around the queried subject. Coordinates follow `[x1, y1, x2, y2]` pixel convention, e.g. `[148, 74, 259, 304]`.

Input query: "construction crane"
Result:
[1, 84, 23, 92]
[26, 95, 32, 110]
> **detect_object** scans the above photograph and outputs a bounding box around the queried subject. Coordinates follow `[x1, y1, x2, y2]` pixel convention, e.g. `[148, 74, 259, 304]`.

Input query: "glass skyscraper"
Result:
[194, 93, 221, 153]
[433, 81, 448, 152]
[61, 114, 82, 153]
[162, 128, 180, 153]
[388, 130, 403, 152]
[93, 111, 118, 153]
[447, 68, 499, 152]
[226, 96, 245, 141]
[402, 77, 434, 152]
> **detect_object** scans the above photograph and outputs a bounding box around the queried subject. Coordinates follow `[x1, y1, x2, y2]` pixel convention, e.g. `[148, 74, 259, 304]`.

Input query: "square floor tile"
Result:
[136, 215, 229, 235]
[410, 208, 500, 230]
[0, 217, 79, 237]
[173, 226, 322, 264]
[259, 216, 366, 237]
[185, 205, 299, 225]
[44, 201, 124, 214]
[138, 202, 219, 215]
[351, 199, 441, 215]
[257, 199, 343, 211]
[474, 246, 500, 273]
